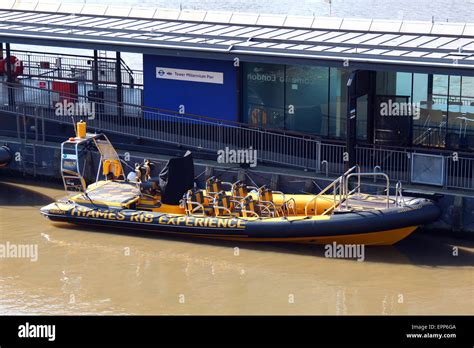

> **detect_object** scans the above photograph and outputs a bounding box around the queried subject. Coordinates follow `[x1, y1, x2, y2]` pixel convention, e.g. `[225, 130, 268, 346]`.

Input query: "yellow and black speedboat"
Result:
[40, 123, 440, 246]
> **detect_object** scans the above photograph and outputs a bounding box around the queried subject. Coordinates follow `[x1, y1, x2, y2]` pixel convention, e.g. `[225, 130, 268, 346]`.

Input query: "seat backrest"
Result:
[241, 196, 258, 217]
[186, 188, 205, 210]
[205, 176, 214, 193]
[216, 191, 230, 207]
[258, 185, 273, 203]
[206, 176, 223, 196]
[233, 181, 248, 199]
[214, 191, 231, 216]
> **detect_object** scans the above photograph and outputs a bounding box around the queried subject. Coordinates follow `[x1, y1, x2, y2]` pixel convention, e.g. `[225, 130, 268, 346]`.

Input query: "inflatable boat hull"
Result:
[40, 198, 440, 246]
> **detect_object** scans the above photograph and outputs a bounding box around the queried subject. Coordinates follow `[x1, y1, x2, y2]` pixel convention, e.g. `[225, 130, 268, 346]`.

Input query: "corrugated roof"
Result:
[0, 0, 473, 69]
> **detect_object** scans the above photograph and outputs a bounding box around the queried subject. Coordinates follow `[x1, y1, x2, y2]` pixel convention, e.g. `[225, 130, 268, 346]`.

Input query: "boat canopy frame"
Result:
[60, 132, 124, 195]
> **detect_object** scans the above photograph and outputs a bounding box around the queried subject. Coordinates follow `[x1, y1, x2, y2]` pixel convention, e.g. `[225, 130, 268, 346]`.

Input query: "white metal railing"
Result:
[2, 81, 474, 191]
[13, 49, 143, 87]
[0, 81, 322, 171]
[356, 145, 411, 183]
[304, 165, 360, 215]
[304, 167, 403, 216]
[445, 155, 474, 190]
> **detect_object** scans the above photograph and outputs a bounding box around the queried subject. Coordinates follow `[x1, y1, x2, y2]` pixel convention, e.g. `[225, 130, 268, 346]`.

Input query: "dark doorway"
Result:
[374, 95, 412, 146]
[346, 70, 375, 168]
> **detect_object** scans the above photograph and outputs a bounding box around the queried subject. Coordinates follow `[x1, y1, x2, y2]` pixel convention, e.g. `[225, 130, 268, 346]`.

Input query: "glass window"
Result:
[460, 77, 474, 150]
[432, 74, 448, 148]
[447, 75, 474, 150]
[461, 76, 474, 98]
[396, 72, 412, 97]
[449, 75, 461, 101]
[447, 75, 462, 148]
[243, 63, 285, 129]
[375, 71, 411, 98]
[413, 74, 447, 148]
[285, 65, 329, 135]
[376, 71, 397, 95]
[329, 68, 351, 139]
[412, 73, 428, 103]
[433, 74, 449, 102]
[374, 71, 412, 145]
[243, 62, 331, 136]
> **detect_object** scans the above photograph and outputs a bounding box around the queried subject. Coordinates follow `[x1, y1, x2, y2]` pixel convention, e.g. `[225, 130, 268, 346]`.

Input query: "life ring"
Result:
[0, 56, 24, 77]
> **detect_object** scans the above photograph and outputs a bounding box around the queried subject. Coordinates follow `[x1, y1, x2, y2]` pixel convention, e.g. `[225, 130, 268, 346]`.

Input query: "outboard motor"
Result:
[0, 145, 12, 168]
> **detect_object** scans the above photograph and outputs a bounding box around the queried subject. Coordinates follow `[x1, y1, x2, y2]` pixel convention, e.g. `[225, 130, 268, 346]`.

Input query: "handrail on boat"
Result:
[305, 165, 405, 215]
[344, 172, 391, 209]
[395, 181, 406, 207]
[304, 165, 359, 216]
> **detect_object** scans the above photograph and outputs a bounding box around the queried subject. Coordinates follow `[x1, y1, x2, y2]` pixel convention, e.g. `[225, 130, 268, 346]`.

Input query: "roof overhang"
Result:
[1, 1, 474, 74]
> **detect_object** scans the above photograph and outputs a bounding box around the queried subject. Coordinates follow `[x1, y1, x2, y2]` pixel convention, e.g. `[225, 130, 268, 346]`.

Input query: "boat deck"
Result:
[71, 181, 140, 207]
[344, 194, 401, 211]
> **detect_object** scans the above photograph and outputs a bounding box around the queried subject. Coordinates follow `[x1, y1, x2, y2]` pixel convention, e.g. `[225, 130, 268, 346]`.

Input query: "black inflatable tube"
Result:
[41, 198, 440, 239]
[246, 199, 441, 238]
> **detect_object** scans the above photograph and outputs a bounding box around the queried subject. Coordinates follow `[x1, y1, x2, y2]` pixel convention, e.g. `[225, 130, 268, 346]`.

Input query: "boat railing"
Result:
[395, 181, 406, 207]
[306, 165, 410, 215]
[344, 172, 391, 209]
[322, 177, 344, 216]
[304, 165, 360, 216]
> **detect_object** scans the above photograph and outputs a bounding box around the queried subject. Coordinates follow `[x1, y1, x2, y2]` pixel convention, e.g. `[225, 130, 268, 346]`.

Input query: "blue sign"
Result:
[143, 55, 238, 122]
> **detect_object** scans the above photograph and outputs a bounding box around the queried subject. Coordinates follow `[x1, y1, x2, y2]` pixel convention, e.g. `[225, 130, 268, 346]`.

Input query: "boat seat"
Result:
[184, 188, 215, 216]
[231, 180, 249, 200]
[213, 191, 242, 217]
[258, 185, 284, 217]
[206, 176, 233, 197]
[103, 159, 123, 180]
[240, 195, 260, 218]
[139, 180, 161, 200]
[282, 197, 297, 216]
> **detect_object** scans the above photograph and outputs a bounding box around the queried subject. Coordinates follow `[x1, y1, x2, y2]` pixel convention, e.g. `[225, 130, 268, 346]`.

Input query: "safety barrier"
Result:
[1, 81, 474, 190]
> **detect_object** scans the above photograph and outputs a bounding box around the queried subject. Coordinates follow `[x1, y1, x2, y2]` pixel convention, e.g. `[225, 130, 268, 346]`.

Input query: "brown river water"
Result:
[0, 180, 473, 315]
